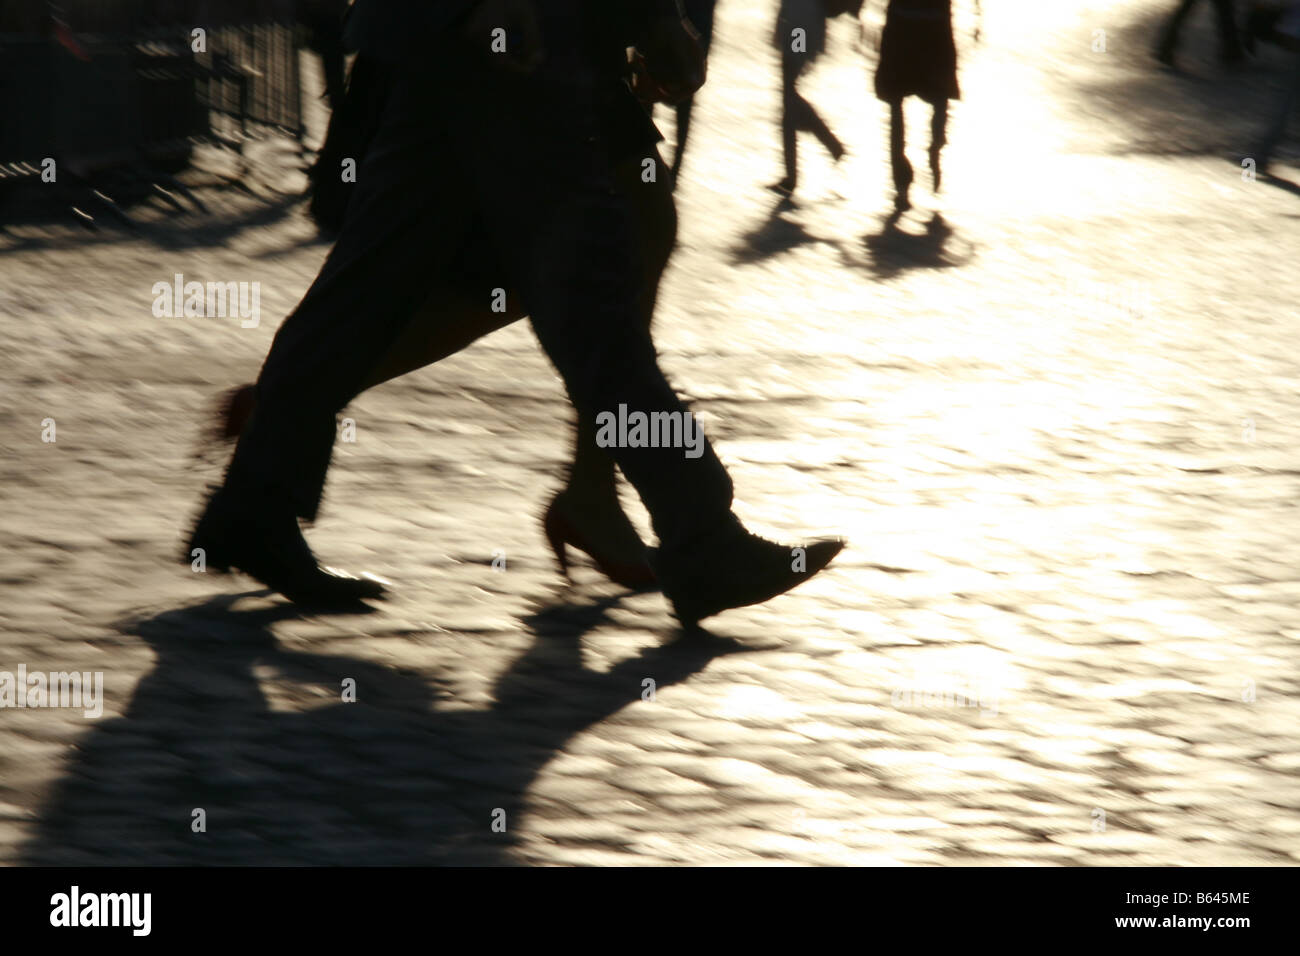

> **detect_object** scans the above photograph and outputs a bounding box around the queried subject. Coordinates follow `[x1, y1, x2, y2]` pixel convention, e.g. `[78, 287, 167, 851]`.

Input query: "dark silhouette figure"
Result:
[771, 0, 861, 197]
[857, 208, 970, 278]
[19, 594, 741, 864]
[184, 0, 844, 625]
[1156, 0, 1245, 67]
[1250, 4, 1300, 171]
[298, 0, 352, 112]
[667, 0, 718, 182]
[269, 43, 671, 589]
[873, 0, 960, 212]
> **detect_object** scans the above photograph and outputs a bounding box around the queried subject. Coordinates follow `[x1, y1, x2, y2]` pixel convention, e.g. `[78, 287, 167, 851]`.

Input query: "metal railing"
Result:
[0, 2, 311, 179]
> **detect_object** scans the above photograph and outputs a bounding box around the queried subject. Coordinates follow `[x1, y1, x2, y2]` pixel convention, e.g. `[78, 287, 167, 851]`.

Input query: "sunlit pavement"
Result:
[2, 1, 1298, 864]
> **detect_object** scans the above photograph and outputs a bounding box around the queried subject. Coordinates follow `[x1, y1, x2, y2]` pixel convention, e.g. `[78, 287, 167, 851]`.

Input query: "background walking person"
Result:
[771, 0, 862, 197]
[666, 0, 718, 183]
[872, 0, 961, 212]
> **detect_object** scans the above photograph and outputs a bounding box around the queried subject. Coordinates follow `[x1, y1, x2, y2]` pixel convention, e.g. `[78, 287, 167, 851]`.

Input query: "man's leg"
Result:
[1212, 0, 1244, 60]
[209, 145, 679, 591]
[1157, 0, 1199, 63]
[1257, 49, 1300, 171]
[223, 74, 471, 521]
[548, 148, 679, 580]
[189, 70, 475, 602]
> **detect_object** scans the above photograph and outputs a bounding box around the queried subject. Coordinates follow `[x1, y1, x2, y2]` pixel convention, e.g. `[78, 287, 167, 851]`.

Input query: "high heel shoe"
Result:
[543, 499, 657, 589]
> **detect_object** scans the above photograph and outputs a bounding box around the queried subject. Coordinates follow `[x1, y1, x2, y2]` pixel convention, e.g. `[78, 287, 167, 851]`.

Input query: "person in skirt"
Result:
[871, 0, 963, 211]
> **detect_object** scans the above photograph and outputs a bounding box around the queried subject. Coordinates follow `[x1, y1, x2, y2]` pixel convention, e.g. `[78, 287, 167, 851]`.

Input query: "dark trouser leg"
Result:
[783, 57, 843, 177]
[781, 57, 800, 184]
[1213, 0, 1243, 58]
[559, 150, 677, 531]
[360, 282, 522, 389]
[354, 143, 680, 538]
[794, 89, 842, 158]
[1257, 50, 1300, 168]
[796, 91, 843, 159]
[516, 178, 732, 553]
[1158, 0, 1199, 57]
[222, 73, 472, 521]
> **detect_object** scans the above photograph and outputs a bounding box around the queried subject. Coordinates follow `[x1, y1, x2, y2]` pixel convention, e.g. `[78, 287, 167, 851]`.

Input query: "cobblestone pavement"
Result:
[2, 1, 1299, 865]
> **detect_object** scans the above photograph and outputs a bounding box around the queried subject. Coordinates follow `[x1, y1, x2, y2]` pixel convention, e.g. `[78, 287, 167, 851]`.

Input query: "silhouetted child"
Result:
[872, 0, 961, 211]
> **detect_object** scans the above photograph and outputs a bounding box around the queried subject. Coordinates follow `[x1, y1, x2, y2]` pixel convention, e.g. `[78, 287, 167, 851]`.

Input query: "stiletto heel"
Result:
[541, 497, 656, 589]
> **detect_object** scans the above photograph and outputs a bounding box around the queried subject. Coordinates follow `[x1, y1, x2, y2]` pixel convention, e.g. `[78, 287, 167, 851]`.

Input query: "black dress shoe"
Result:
[184, 486, 388, 606]
[650, 520, 844, 626]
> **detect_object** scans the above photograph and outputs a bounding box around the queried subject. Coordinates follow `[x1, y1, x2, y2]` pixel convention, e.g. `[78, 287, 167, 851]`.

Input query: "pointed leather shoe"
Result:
[184, 487, 388, 606]
[651, 524, 843, 626]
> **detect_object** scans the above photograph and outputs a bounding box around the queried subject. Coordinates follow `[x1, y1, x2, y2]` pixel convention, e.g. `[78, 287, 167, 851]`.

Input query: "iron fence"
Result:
[0, 2, 317, 179]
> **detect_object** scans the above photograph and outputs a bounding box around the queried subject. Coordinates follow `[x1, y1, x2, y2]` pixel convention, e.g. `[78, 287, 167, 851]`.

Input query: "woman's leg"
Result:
[550, 149, 679, 568]
[928, 98, 949, 193]
[889, 99, 912, 210]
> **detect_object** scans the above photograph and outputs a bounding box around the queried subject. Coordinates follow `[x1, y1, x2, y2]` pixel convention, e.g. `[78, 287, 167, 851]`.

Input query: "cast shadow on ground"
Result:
[847, 211, 972, 279]
[19, 590, 741, 865]
[732, 196, 971, 279]
[731, 196, 839, 265]
[0, 145, 309, 253]
[1073, 5, 1298, 164]
[1261, 168, 1300, 198]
